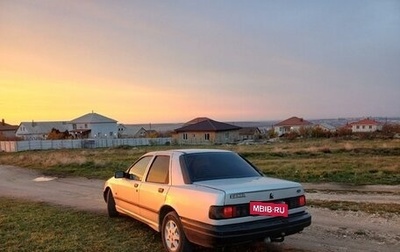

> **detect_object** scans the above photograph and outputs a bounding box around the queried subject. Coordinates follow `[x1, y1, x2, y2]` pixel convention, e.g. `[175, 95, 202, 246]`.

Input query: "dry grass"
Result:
[308, 199, 400, 216]
[1, 139, 399, 184]
[0, 197, 304, 252]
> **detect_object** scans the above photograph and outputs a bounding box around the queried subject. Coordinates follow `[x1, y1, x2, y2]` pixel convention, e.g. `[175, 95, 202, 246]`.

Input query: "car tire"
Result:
[106, 189, 119, 217]
[161, 211, 192, 252]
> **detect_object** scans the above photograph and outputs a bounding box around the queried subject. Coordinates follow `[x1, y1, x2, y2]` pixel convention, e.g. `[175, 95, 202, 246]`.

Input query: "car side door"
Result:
[138, 155, 170, 228]
[114, 155, 153, 216]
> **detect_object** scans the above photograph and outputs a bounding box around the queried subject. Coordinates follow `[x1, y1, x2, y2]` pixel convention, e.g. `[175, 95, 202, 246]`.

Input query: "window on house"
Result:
[183, 133, 188, 140]
[205, 133, 210, 140]
[369, 126, 372, 129]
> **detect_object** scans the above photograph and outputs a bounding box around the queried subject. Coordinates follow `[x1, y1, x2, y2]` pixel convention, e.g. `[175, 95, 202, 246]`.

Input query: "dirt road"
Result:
[0, 165, 399, 252]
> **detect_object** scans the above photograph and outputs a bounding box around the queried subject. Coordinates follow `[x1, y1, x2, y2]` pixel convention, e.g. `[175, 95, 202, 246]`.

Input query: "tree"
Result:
[310, 127, 332, 138]
[47, 128, 71, 140]
[382, 123, 400, 136]
[335, 127, 352, 138]
[267, 128, 278, 139]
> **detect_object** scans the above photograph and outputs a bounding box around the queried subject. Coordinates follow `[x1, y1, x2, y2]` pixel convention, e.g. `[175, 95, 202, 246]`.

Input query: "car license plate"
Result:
[250, 202, 288, 217]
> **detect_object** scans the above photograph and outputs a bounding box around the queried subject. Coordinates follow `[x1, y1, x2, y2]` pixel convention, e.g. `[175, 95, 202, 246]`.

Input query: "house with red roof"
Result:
[273, 116, 313, 136]
[350, 118, 382, 133]
[173, 118, 241, 144]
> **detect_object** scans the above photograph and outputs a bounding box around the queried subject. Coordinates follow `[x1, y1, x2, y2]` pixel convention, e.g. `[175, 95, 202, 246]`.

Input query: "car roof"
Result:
[144, 149, 233, 156]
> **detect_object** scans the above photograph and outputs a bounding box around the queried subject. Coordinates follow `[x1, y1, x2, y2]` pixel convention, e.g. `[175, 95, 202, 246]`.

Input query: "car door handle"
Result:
[158, 188, 164, 193]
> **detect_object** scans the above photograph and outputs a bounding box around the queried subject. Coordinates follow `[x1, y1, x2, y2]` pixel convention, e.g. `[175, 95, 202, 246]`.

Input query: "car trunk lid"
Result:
[194, 176, 304, 205]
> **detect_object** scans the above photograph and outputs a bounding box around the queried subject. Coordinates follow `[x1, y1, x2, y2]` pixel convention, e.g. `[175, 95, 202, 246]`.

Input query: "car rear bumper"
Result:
[181, 211, 311, 248]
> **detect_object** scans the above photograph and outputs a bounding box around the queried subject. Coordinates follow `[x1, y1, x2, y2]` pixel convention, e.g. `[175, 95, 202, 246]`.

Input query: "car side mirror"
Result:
[114, 171, 126, 178]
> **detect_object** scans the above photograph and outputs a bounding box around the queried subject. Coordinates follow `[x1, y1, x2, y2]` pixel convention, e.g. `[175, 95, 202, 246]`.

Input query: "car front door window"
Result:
[139, 155, 171, 227]
[128, 156, 153, 181]
[116, 156, 153, 215]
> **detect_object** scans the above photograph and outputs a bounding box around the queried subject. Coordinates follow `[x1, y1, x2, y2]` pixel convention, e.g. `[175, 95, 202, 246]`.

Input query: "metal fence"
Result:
[0, 138, 172, 152]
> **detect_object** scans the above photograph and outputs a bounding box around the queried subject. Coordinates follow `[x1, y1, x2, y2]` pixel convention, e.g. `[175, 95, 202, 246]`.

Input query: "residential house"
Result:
[238, 127, 262, 141]
[350, 118, 382, 133]
[183, 117, 211, 126]
[0, 119, 19, 140]
[173, 118, 241, 145]
[70, 112, 118, 139]
[118, 124, 147, 138]
[16, 121, 70, 140]
[274, 116, 313, 136]
[314, 123, 336, 133]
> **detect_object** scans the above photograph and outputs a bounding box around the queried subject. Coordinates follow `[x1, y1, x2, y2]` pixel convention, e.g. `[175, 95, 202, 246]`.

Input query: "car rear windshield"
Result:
[181, 152, 262, 182]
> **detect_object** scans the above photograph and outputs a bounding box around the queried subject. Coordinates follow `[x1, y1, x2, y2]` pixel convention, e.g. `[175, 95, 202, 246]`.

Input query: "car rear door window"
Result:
[146, 155, 170, 184]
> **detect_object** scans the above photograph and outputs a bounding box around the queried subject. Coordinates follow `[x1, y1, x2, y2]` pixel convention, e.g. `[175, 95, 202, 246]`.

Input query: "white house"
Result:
[15, 112, 119, 140]
[70, 112, 118, 139]
[16, 121, 70, 140]
[274, 116, 313, 136]
[118, 124, 147, 138]
[350, 118, 382, 133]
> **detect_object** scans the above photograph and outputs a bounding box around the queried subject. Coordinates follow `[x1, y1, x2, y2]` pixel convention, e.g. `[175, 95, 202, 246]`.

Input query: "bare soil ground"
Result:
[0, 165, 399, 252]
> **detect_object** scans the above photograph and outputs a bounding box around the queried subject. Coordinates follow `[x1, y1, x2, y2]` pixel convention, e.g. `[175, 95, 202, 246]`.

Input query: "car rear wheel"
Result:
[106, 189, 119, 217]
[162, 211, 192, 252]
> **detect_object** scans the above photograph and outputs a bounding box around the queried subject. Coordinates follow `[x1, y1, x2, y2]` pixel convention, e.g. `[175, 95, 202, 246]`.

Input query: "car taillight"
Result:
[209, 196, 306, 220]
[298, 195, 306, 206]
[223, 206, 234, 218]
[209, 205, 248, 219]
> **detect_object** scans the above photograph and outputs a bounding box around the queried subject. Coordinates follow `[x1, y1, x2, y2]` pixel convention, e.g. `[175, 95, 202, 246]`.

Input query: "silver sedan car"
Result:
[103, 149, 311, 252]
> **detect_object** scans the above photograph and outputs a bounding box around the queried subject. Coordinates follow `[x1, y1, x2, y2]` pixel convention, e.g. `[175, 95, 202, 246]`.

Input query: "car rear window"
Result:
[181, 152, 262, 182]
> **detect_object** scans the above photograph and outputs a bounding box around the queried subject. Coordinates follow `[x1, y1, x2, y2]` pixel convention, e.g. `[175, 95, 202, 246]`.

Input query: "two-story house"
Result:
[70, 112, 118, 139]
[15, 112, 118, 140]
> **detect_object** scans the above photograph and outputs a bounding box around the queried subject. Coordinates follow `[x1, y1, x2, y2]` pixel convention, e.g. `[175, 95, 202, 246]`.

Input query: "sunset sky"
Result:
[1, 0, 399, 125]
